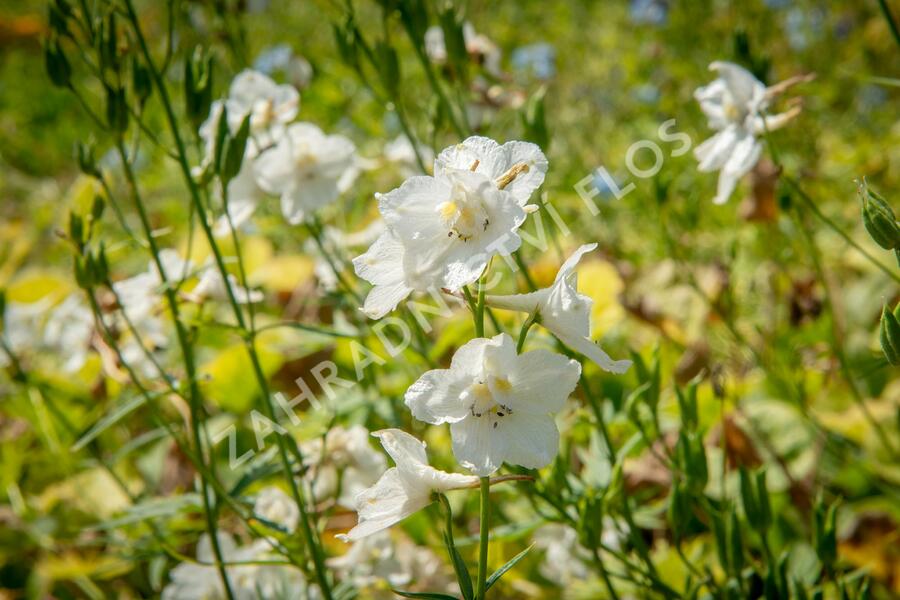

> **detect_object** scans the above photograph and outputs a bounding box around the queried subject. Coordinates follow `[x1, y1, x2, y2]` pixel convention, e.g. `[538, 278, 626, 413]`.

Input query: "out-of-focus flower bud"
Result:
[812, 495, 837, 571]
[333, 18, 360, 70]
[91, 194, 105, 223]
[131, 55, 152, 106]
[105, 84, 128, 132]
[859, 180, 899, 250]
[221, 114, 251, 184]
[48, 0, 72, 37]
[184, 46, 214, 130]
[879, 303, 900, 366]
[76, 140, 99, 177]
[521, 86, 549, 150]
[99, 11, 120, 73]
[45, 36, 72, 88]
[667, 481, 691, 542]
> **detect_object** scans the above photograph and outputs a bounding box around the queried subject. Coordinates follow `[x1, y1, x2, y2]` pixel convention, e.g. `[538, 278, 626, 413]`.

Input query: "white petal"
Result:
[373, 429, 429, 469]
[555, 330, 632, 374]
[555, 243, 598, 284]
[338, 468, 425, 542]
[405, 368, 471, 425]
[451, 416, 504, 477]
[377, 176, 451, 245]
[353, 231, 406, 286]
[709, 61, 765, 108]
[280, 178, 339, 224]
[713, 133, 761, 205]
[498, 140, 549, 205]
[361, 281, 413, 319]
[694, 127, 739, 173]
[493, 412, 559, 470]
[502, 350, 581, 414]
[434, 136, 504, 177]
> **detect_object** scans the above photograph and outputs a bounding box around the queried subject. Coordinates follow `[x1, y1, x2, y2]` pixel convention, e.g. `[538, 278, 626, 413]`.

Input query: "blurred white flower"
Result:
[337, 429, 477, 542]
[0, 298, 52, 367]
[384, 134, 434, 176]
[254, 122, 357, 224]
[225, 69, 299, 144]
[485, 244, 632, 374]
[253, 486, 299, 532]
[43, 294, 94, 372]
[533, 524, 590, 585]
[302, 424, 386, 508]
[405, 332, 580, 476]
[353, 136, 546, 319]
[162, 532, 309, 600]
[694, 61, 802, 204]
[190, 263, 264, 305]
[327, 530, 410, 589]
[425, 23, 503, 78]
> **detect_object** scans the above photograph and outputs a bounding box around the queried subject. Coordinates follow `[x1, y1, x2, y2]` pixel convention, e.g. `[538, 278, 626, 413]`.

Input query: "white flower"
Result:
[533, 524, 590, 585]
[301, 425, 386, 508]
[254, 122, 357, 224]
[405, 332, 581, 476]
[253, 486, 299, 532]
[43, 294, 94, 372]
[425, 23, 503, 78]
[225, 69, 299, 144]
[190, 264, 264, 305]
[337, 429, 477, 542]
[353, 136, 547, 319]
[327, 530, 410, 589]
[484, 244, 632, 374]
[0, 298, 52, 367]
[162, 533, 310, 600]
[200, 70, 300, 235]
[694, 61, 802, 205]
[384, 134, 434, 176]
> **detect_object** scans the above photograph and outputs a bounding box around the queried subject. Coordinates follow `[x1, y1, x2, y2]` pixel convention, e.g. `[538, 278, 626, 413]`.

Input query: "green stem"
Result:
[516, 312, 538, 354]
[113, 141, 236, 600]
[784, 176, 900, 285]
[120, 4, 332, 596]
[878, 0, 900, 50]
[476, 476, 491, 600]
[475, 274, 486, 339]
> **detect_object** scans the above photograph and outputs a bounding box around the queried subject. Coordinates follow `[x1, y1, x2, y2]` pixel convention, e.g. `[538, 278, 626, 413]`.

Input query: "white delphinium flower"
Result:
[337, 429, 478, 542]
[405, 332, 581, 476]
[327, 530, 410, 589]
[162, 533, 310, 600]
[302, 424, 386, 508]
[253, 122, 357, 224]
[0, 298, 52, 367]
[533, 524, 590, 586]
[484, 244, 632, 374]
[694, 61, 804, 204]
[199, 70, 299, 236]
[225, 69, 299, 146]
[189, 262, 264, 305]
[43, 294, 94, 372]
[353, 136, 547, 319]
[253, 486, 299, 532]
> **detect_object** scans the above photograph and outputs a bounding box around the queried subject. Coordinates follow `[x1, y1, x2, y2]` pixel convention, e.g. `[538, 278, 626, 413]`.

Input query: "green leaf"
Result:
[72, 395, 146, 452]
[443, 531, 474, 600]
[485, 544, 534, 592]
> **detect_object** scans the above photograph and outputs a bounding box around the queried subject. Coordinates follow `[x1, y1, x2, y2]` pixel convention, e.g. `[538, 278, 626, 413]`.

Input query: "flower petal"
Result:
[451, 416, 504, 477]
[405, 368, 472, 425]
[503, 350, 581, 414]
[337, 468, 425, 542]
[494, 412, 559, 470]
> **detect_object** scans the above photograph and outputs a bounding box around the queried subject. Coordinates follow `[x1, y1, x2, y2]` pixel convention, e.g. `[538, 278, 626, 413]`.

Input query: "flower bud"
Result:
[105, 84, 128, 133]
[859, 180, 899, 250]
[76, 140, 99, 178]
[91, 194, 105, 223]
[48, 0, 71, 37]
[812, 495, 837, 570]
[184, 46, 214, 130]
[332, 19, 360, 70]
[99, 11, 119, 73]
[221, 114, 251, 184]
[667, 481, 691, 542]
[879, 304, 900, 366]
[68, 212, 85, 248]
[727, 509, 744, 576]
[131, 55, 152, 106]
[45, 36, 72, 88]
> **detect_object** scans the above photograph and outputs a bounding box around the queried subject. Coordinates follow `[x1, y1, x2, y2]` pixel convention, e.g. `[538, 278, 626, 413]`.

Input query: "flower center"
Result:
[467, 375, 514, 429]
[438, 182, 490, 241]
[723, 99, 746, 123]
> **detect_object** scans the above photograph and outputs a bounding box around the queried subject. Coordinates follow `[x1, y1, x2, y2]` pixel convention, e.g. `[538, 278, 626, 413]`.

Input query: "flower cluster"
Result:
[340, 134, 632, 545]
